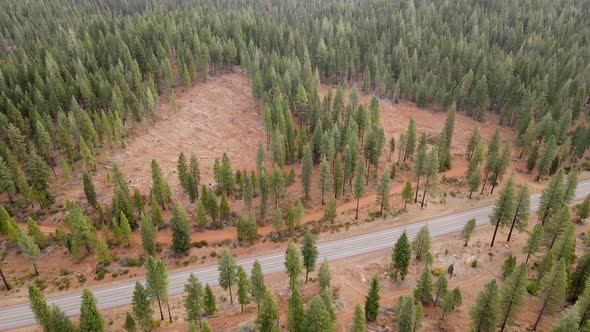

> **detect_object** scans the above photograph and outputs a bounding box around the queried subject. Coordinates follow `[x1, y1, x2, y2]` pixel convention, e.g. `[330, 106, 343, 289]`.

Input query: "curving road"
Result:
[1, 179, 590, 330]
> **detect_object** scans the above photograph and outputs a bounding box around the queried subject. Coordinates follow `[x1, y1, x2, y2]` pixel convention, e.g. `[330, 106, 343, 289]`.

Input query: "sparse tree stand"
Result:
[489, 177, 515, 247]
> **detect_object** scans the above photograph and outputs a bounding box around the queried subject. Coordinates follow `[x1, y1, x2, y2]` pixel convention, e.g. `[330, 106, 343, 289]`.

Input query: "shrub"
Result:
[471, 259, 478, 268]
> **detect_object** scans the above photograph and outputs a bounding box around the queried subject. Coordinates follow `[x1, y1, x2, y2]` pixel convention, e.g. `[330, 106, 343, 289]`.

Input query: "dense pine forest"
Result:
[1, 0, 590, 331]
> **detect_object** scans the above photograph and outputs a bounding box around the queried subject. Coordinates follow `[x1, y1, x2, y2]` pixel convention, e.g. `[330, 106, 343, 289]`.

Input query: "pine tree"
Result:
[170, 204, 190, 254]
[270, 164, 285, 208]
[301, 145, 313, 199]
[27, 153, 54, 208]
[285, 241, 304, 287]
[140, 213, 156, 257]
[319, 155, 331, 204]
[489, 176, 515, 247]
[150, 194, 164, 229]
[350, 304, 366, 332]
[401, 181, 413, 212]
[434, 274, 448, 306]
[79, 289, 105, 332]
[404, 119, 417, 162]
[461, 218, 477, 246]
[545, 206, 571, 249]
[244, 175, 253, 211]
[551, 224, 576, 265]
[364, 275, 380, 322]
[441, 287, 462, 319]
[480, 129, 500, 194]
[48, 305, 75, 332]
[414, 268, 434, 305]
[412, 225, 431, 261]
[124, 312, 136, 332]
[259, 169, 269, 217]
[376, 169, 391, 214]
[189, 154, 201, 198]
[575, 274, 590, 328]
[151, 160, 172, 209]
[146, 256, 168, 321]
[319, 259, 331, 290]
[27, 218, 48, 249]
[132, 282, 153, 331]
[133, 188, 144, 217]
[17, 227, 41, 276]
[507, 184, 530, 242]
[287, 286, 305, 332]
[301, 232, 319, 283]
[219, 153, 235, 196]
[119, 212, 133, 247]
[397, 295, 415, 332]
[413, 146, 427, 203]
[534, 258, 567, 330]
[237, 266, 251, 313]
[0, 157, 16, 203]
[219, 193, 230, 222]
[550, 307, 581, 332]
[218, 249, 238, 304]
[184, 273, 203, 322]
[324, 197, 337, 223]
[333, 156, 344, 198]
[470, 279, 500, 332]
[537, 136, 557, 181]
[251, 260, 266, 308]
[466, 126, 482, 159]
[391, 231, 411, 280]
[257, 290, 279, 332]
[29, 286, 50, 330]
[177, 152, 189, 191]
[353, 159, 366, 219]
[204, 284, 216, 315]
[523, 224, 544, 265]
[498, 264, 528, 331]
[96, 238, 112, 265]
[564, 167, 579, 204]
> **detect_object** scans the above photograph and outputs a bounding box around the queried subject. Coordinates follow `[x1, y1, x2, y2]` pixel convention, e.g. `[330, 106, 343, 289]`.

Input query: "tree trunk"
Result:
[490, 174, 498, 194]
[229, 284, 233, 304]
[33, 263, 39, 277]
[480, 171, 489, 194]
[321, 187, 324, 205]
[403, 199, 407, 212]
[0, 268, 9, 290]
[355, 197, 360, 220]
[365, 158, 370, 185]
[414, 173, 421, 203]
[469, 190, 473, 199]
[434, 289, 442, 306]
[499, 298, 514, 332]
[167, 299, 172, 323]
[157, 295, 164, 321]
[490, 218, 501, 247]
[305, 268, 309, 283]
[519, 145, 525, 159]
[420, 175, 430, 208]
[533, 300, 548, 331]
[506, 205, 520, 242]
[525, 250, 532, 265]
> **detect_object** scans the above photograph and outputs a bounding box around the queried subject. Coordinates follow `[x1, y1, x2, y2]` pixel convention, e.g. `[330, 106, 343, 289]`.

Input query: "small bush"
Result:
[432, 267, 445, 276]
[526, 280, 540, 295]
[210, 250, 217, 258]
[471, 259, 478, 268]
[59, 267, 71, 276]
[77, 274, 87, 285]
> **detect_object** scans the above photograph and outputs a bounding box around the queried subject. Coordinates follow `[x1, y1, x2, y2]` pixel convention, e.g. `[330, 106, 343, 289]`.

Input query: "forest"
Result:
[0, 0, 590, 331]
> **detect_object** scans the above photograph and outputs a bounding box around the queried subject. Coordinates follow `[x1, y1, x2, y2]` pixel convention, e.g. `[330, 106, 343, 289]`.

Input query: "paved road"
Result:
[1, 179, 590, 330]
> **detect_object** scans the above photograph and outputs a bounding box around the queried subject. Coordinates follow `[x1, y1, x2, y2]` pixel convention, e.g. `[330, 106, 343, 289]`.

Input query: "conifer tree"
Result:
[466, 126, 482, 160]
[461, 218, 477, 246]
[140, 213, 156, 257]
[551, 224, 576, 265]
[538, 170, 566, 226]
[537, 136, 557, 181]
[96, 238, 112, 265]
[132, 282, 153, 331]
[251, 260, 267, 308]
[564, 167, 579, 204]
[124, 312, 136, 332]
[119, 212, 133, 247]
[480, 129, 501, 194]
[364, 275, 380, 322]
[259, 168, 269, 217]
[575, 274, 590, 328]
[177, 152, 189, 191]
[319, 155, 331, 204]
[170, 204, 190, 254]
[376, 169, 391, 214]
[133, 188, 144, 217]
[489, 176, 515, 247]
[550, 307, 581, 332]
[441, 288, 463, 319]
[534, 259, 567, 330]
[401, 181, 413, 212]
[27, 218, 48, 249]
[353, 159, 366, 219]
[301, 146, 313, 200]
[204, 284, 216, 315]
[414, 268, 434, 305]
[48, 305, 75, 332]
[0, 157, 16, 203]
[237, 266, 251, 313]
[196, 201, 207, 228]
[434, 274, 448, 306]
[219, 193, 230, 222]
[470, 279, 500, 332]
[151, 160, 172, 210]
[397, 295, 415, 332]
[184, 273, 203, 323]
[324, 197, 337, 223]
[270, 164, 285, 208]
[146, 256, 167, 321]
[218, 249, 238, 304]
[29, 286, 50, 330]
[545, 206, 571, 249]
[301, 232, 319, 283]
[333, 156, 343, 198]
[17, 227, 41, 276]
[219, 153, 235, 196]
[189, 154, 200, 198]
[404, 119, 417, 162]
[285, 241, 304, 287]
[27, 153, 54, 208]
[244, 175, 253, 211]
[287, 286, 305, 332]
[524, 224, 544, 265]
[257, 290, 279, 332]
[81, 171, 98, 209]
[350, 304, 365, 332]
[392, 231, 411, 281]
[79, 289, 104, 332]
[412, 225, 431, 261]
[507, 184, 530, 242]
[499, 264, 528, 331]
[150, 194, 164, 229]
[413, 146, 427, 203]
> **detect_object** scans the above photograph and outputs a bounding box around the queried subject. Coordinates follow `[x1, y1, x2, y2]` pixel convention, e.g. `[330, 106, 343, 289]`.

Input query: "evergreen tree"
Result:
[489, 176, 515, 247]
[29, 286, 50, 330]
[96, 238, 112, 265]
[441, 288, 463, 319]
[414, 268, 434, 305]
[219, 153, 235, 196]
[523, 224, 544, 265]
[0, 157, 16, 203]
[48, 305, 75, 332]
[140, 213, 156, 257]
[250, 260, 267, 308]
[217, 249, 238, 304]
[391, 231, 411, 281]
[184, 273, 203, 322]
[324, 197, 337, 223]
[132, 282, 153, 331]
[237, 266, 251, 313]
[550, 307, 581, 332]
[244, 175, 253, 211]
[285, 241, 304, 287]
[413, 146, 427, 203]
[27, 218, 48, 249]
[537, 136, 557, 181]
[204, 284, 216, 315]
[150, 194, 164, 229]
[534, 259, 567, 330]
[470, 279, 500, 332]
[146, 256, 168, 321]
[353, 159, 366, 219]
[545, 206, 571, 250]
[124, 312, 136, 332]
[301, 145, 313, 199]
[219, 193, 230, 222]
[376, 169, 391, 214]
[333, 156, 344, 198]
[119, 212, 133, 247]
[404, 119, 417, 162]
[497, 263, 528, 331]
[434, 274, 448, 306]
[397, 295, 415, 332]
[287, 286, 305, 332]
[270, 164, 284, 208]
[401, 181, 413, 212]
[83, 171, 98, 209]
[350, 304, 365, 332]
[189, 154, 201, 198]
[412, 225, 431, 261]
[151, 160, 172, 209]
[480, 129, 500, 194]
[301, 232, 319, 282]
[527, 143, 540, 172]
[177, 152, 189, 191]
[461, 218, 477, 246]
[27, 153, 54, 208]
[319, 259, 331, 290]
[170, 204, 190, 254]
[319, 155, 331, 204]
[79, 289, 104, 332]
[364, 275, 380, 322]
[507, 184, 530, 242]
[466, 126, 482, 160]
[17, 227, 41, 276]
[257, 290, 279, 332]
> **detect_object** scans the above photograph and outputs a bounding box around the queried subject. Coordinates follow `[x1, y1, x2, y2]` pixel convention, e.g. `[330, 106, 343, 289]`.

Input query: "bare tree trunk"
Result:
[490, 218, 501, 247]
[0, 268, 10, 290]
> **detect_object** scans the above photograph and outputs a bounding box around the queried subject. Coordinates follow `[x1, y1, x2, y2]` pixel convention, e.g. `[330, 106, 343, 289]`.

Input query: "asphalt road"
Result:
[1, 179, 589, 330]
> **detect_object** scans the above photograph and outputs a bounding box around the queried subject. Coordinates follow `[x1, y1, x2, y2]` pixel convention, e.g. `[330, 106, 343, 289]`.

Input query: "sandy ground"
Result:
[1, 71, 585, 331]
